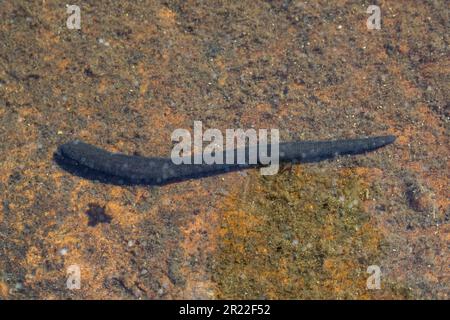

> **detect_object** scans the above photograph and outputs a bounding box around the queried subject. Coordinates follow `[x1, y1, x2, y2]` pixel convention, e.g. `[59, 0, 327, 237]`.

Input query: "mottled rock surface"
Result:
[0, 0, 448, 299]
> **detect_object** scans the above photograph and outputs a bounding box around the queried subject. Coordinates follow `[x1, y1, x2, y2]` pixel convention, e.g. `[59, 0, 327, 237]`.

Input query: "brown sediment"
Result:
[0, 0, 448, 299]
[213, 167, 412, 299]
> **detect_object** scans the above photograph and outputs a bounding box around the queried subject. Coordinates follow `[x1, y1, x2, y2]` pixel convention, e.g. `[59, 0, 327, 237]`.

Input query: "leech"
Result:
[56, 135, 395, 185]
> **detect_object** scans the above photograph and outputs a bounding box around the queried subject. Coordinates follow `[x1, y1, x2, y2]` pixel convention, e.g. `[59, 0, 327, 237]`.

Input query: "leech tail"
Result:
[278, 135, 396, 163]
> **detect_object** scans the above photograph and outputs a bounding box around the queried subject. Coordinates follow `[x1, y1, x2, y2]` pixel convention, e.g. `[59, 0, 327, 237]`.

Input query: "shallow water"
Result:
[0, 0, 448, 299]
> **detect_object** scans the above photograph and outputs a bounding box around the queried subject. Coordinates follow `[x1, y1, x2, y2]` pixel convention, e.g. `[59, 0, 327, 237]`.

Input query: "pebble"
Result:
[98, 38, 110, 46]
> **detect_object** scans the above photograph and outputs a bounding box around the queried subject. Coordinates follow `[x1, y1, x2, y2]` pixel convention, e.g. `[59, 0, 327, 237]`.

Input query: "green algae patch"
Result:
[213, 166, 409, 299]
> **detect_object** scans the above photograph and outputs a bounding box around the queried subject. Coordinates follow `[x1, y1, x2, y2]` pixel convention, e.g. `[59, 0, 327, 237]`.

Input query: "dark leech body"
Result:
[56, 135, 395, 185]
